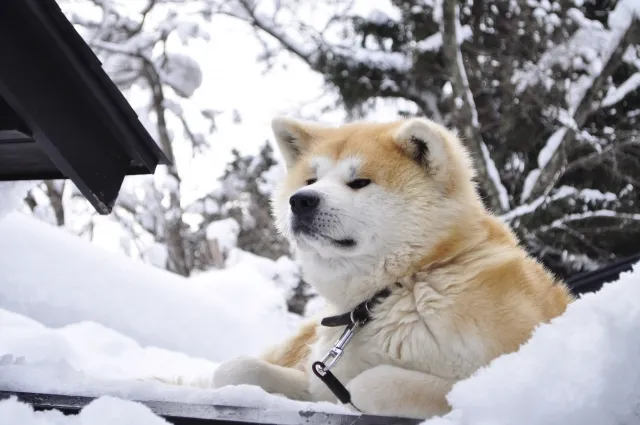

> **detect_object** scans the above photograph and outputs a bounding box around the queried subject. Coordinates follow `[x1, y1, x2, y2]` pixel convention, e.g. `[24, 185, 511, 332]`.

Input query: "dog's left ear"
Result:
[271, 117, 328, 168]
[393, 118, 450, 174]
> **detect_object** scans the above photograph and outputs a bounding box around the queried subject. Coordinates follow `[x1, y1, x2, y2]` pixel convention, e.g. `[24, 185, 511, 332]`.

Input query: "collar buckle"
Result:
[319, 321, 359, 373]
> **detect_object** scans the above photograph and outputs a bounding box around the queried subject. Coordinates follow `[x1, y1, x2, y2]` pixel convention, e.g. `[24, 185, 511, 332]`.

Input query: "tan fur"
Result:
[211, 116, 574, 419]
[261, 320, 318, 371]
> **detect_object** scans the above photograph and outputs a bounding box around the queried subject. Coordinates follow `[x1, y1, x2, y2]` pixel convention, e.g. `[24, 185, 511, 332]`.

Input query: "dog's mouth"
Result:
[293, 224, 356, 248]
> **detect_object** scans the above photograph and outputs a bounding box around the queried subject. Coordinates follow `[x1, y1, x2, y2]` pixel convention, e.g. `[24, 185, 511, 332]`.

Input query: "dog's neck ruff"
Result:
[313, 282, 401, 410]
[320, 282, 401, 328]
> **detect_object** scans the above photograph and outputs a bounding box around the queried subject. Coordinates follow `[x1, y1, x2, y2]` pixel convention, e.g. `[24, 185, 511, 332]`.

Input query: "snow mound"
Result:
[0, 308, 349, 415]
[205, 217, 240, 253]
[422, 263, 640, 425]
[0, 181, 36, 220]
[0, 396, 170, 425]
[2, 188, 640, 423]
[0, 212, 299, 362]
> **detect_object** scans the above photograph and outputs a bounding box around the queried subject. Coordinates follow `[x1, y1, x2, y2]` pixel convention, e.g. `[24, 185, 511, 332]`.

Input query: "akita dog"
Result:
[212, 116, 573, 419]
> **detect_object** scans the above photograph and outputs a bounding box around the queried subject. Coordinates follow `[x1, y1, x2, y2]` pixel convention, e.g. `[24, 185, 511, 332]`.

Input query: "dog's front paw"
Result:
[347, 365, 398, 416]
[347, 364, 452, 419]
[213, 356, 269, 389]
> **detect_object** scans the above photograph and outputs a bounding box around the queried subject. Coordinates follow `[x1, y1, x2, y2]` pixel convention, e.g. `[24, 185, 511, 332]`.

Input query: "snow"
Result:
[537, 127, 567, 169]
[204, 197, 220, 215]
[0, 181, 36, 220]
[420, 262, 640, 425]
[0, 212, 298, 363]
[367, 9, 396, 25]
[519, 169, 541, 212]
[142, 242, 168, 268]
[0, 396, 170, 425]
[257, 163, 286, 196]
[156, 53, 203, 98]
[512, 0, 638, 102]
[577, 188, 617, 204]
[205, 217, 240, 253]
[0, 307, 342, 414]
[333, 46, 412, 72]
[480, 142, 510, 211]
[224, 248, 302, 299]
[521, 125, 566, 202]
[416, 25, 472, 52]
[608, 0, 640, 32]
[3, 1, 640, 420]
[2, 204, 640, 423]
[449, 8, 508, 213]
[540, 209, 640, 232]
[503, 185, 618, 222]
[0, 211, 349, 418]
[601, 72, 640, 108]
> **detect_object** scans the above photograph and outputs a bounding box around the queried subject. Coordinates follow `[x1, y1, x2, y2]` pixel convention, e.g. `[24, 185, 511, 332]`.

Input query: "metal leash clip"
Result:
[318, 320, 360, 373]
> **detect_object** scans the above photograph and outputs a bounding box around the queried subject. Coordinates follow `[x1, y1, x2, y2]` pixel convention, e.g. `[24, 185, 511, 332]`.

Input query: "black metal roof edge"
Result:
[0, 390, 423, 425]
[34, 0, 171, 169]
[566, 252, 640, 295]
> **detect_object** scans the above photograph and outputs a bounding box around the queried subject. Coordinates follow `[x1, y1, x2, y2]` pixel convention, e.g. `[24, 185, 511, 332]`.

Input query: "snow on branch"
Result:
[503, 186, 618, 222]
[223, 0, 412, 73]
[416, 24, 472, 52]
[537, 209, 640, 233]
[221, 0, 316, 63]
[520, 4, 640, 203]
[442, 0, 509, 214]
[329, 45, 412, 72]
[480, 143, 510, 212]
[601, 72, 640, 108]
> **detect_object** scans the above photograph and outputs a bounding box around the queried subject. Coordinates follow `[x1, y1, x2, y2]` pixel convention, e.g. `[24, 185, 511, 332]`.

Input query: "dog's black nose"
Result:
[289, 192, 320, 216]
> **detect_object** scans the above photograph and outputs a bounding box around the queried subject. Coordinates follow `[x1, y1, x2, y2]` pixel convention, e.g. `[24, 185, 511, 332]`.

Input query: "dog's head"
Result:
[270, 116, 480, 278]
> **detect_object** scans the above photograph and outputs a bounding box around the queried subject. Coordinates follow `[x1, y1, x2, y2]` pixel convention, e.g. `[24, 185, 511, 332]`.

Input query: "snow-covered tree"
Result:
[24, 0, 218, 276]
[189, 142, 290, 261]
[21, 0, 640, 298]
[225, 0, 640, 278]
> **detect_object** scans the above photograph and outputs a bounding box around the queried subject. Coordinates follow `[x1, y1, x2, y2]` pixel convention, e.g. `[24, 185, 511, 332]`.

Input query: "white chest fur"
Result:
[305, 285, 489, 403]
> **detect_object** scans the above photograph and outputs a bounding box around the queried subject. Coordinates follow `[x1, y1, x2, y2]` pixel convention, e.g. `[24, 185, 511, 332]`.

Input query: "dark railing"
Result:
[0, 390, 422, 425]
[566, 252, 640, 296]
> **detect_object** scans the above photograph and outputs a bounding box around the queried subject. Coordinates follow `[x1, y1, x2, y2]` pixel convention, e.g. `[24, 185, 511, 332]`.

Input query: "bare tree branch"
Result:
[565, 139, 640, 175]
[44, 180, 65, 226]
[442, 0, 508, 214]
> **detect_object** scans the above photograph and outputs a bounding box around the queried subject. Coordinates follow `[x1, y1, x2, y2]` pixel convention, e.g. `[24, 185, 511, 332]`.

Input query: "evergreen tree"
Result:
[227, 0, 640, 278]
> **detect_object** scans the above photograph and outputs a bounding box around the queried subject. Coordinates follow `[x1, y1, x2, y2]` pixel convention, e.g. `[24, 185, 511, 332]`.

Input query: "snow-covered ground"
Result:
[2, 189, 640, 424]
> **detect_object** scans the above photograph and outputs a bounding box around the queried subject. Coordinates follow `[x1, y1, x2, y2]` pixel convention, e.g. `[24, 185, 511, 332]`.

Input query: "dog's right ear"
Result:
[271, 117, 326, 168]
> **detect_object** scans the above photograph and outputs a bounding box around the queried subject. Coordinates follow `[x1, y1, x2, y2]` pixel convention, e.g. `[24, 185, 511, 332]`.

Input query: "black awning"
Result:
[0, 0, 170, 214]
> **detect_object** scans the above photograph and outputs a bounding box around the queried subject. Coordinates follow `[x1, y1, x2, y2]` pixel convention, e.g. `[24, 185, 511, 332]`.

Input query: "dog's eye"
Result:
[306, 178, 317, 186]
[347, 179, 371, 190]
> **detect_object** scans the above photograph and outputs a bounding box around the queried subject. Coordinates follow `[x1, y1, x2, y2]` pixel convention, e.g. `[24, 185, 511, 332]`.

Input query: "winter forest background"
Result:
[21, 0, 640, 315]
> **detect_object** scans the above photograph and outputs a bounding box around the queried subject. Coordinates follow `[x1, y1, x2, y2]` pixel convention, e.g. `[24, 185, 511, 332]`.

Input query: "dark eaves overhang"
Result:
[0, 0, 170, 214]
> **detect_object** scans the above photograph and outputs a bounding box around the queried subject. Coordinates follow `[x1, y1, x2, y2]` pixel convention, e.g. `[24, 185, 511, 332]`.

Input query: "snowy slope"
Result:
[0, 182, 37, 220]
[2, 191, 640, 424]
[0, 212, 300, 363]
[0, 210, 350, 417]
